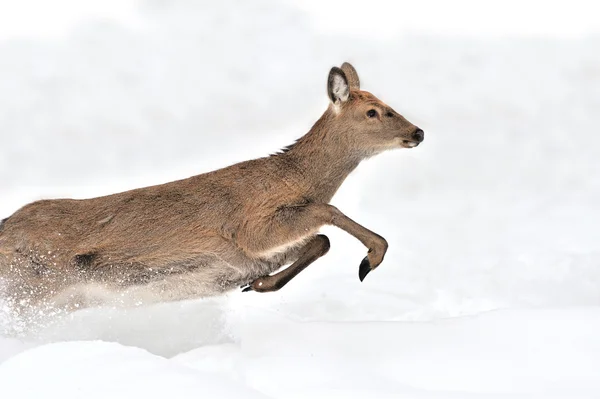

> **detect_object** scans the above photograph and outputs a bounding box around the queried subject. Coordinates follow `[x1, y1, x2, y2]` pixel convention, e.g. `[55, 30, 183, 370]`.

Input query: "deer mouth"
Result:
[401, 140, 420, 148]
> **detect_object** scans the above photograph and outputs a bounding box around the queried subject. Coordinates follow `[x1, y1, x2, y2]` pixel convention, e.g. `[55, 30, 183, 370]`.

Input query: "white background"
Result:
[1, 1, 600, 398]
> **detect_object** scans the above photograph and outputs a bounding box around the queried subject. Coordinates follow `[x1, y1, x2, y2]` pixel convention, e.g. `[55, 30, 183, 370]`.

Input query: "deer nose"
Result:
[412, 128, 424, 142]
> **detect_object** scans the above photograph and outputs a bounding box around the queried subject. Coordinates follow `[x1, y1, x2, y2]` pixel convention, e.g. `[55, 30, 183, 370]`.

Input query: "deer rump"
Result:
[0, 62, 424, 312]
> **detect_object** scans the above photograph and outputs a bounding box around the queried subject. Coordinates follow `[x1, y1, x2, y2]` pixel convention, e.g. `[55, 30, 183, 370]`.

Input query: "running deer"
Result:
[0, 63, 424, 311]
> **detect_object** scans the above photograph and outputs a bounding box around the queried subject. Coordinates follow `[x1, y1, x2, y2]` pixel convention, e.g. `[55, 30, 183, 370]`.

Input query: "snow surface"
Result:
[1, 1, 600, 398]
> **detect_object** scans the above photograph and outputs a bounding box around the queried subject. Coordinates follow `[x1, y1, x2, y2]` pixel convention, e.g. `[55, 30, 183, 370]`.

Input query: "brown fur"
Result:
[0, 63, 424, 311]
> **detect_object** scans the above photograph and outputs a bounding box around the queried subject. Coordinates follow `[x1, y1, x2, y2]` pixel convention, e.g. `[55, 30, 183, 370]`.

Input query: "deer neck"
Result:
[283, 110, 362, 202]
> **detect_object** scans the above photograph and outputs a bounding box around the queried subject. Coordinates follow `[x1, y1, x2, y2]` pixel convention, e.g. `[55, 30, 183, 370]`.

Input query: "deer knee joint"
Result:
[315, 234, 330, 256]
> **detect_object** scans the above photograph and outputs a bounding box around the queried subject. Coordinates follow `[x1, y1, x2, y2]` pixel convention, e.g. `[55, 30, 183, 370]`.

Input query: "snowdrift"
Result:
[1, 0, 599, 397]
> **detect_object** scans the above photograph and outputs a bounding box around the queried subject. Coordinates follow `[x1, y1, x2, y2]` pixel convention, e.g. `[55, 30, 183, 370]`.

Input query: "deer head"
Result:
[326, 62, 424, 157]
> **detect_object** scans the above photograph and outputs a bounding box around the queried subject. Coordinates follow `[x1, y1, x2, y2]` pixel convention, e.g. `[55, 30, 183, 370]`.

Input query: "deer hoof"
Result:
[241, 278, 273, 293]
[359, 256, 371, 282]
[241, 284, 252, 292]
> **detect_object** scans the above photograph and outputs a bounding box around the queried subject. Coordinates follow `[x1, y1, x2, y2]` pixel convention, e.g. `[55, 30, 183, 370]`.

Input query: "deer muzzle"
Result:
[401, 128, 424, 148]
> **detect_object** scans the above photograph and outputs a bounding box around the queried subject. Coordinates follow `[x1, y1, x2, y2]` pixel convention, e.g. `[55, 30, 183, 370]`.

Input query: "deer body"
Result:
[0, 63, 424, 310]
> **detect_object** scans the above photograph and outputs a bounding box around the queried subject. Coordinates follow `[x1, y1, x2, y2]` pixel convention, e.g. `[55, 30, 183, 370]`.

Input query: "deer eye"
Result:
[366, 109, 378, 118]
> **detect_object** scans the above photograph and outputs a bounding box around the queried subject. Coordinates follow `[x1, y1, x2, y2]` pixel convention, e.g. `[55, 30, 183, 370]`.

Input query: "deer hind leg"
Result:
[241, 234, 330, 293]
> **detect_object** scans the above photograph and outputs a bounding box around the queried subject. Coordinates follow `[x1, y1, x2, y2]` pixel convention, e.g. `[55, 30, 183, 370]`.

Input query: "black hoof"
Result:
[359, 257, 371, 282]
[241, 285, 252, 292]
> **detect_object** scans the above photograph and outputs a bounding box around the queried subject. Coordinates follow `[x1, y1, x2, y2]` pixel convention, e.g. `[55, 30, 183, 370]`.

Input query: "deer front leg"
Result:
[241, 234, 330, 292]
[320, 204, 389, 281]
[240, 203, 388, 281]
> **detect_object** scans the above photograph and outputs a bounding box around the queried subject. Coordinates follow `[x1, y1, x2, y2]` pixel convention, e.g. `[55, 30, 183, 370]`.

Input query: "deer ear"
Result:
[341, 62, 360, 90]
[327, 67, 350, 104]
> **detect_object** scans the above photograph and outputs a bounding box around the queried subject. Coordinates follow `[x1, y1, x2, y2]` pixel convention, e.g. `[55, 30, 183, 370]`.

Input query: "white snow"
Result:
[0, 340, 269, 399]
[1, 1, 600, 398]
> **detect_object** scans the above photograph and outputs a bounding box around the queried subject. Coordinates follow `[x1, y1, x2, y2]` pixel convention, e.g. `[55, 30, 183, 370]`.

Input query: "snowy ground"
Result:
[1, 1, 600, 398]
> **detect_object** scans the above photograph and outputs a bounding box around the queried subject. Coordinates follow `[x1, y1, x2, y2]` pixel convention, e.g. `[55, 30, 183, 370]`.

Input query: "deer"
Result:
[0, 62, 424, 312]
